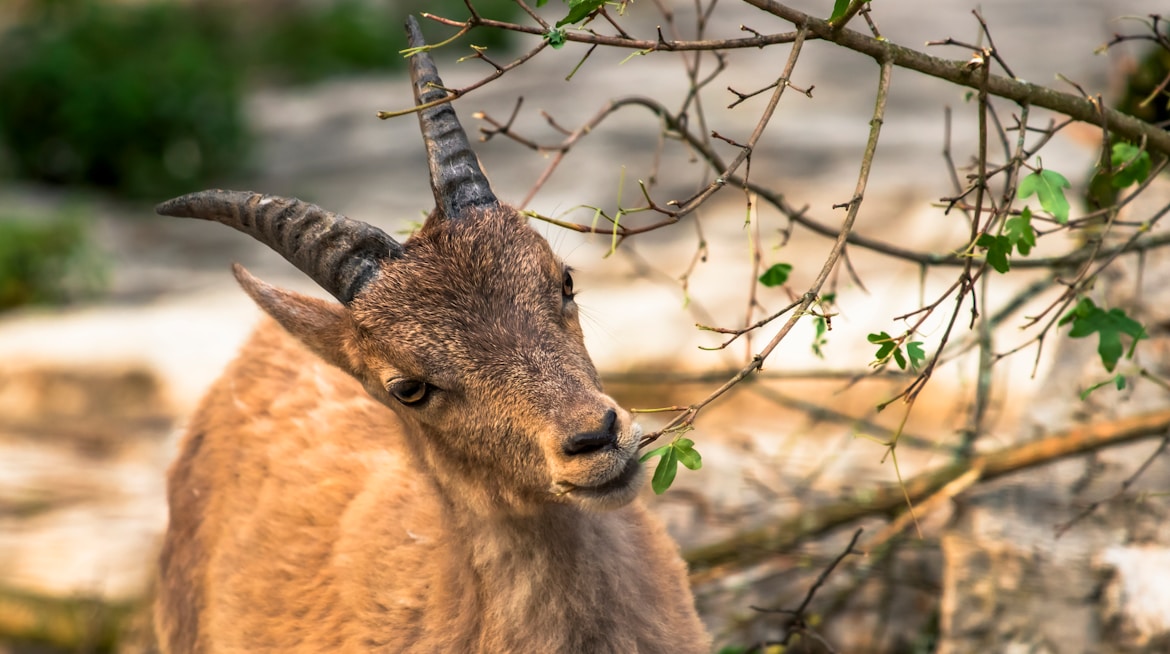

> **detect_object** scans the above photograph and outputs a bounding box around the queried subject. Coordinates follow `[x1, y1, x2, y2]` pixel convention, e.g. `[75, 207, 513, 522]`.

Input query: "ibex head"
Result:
[155, 17, 643, 513]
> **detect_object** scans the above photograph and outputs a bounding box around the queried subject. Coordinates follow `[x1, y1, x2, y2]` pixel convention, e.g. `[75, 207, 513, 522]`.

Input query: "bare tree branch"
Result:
[742, 0, 1170, 156]
[687, 408, 1170, 581]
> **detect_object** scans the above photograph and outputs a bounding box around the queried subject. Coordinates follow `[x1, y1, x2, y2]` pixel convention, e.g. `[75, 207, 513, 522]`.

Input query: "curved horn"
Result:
[405, 16, 499, 218]
[156, 190, 400, 303]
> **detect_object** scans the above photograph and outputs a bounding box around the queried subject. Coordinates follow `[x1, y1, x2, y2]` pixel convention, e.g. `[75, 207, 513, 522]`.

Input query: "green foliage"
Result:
[1018, 167, 1071, 223]
[1004, 206, 1036, 256]
[812, 315, 830, 358]
[1087, 142, 1155, 208]
[260, 0, 518, 82]
[758, 262, 793, 287]
[255, 0, 408, 84]
[811, 292, 835, 358]
[539, 0, 627, 27]
[906, 341, 926, 369]
[976, 234, 1012, 274]
[544, 27, 568, 49]
[558, 0, 608, 27]
[1079, 374, 1127, 400]
[1109, 142, 1152, 189]
[869, 331, 900, 365]
[830, 0, 872, 21]
[976, 207, 1035, 274]
[640, 437, 703, 494]
[1114, 42, 1170, 127]
[868, 331, 924, 370]
[0, 211, 106, 311]
[1058, 297, 1147, 372]
[0, 0, 523, 198]
[0, 1, 248, 198]
[831, 0, 852, 20]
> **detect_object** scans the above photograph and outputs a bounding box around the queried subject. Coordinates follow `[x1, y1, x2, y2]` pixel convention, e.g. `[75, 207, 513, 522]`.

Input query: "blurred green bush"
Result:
[1086, 43, 1169, 209]
[1115, 45, 1170, 128]
[0, 0, 521, 199]
[256, 0, 519, 84]
[0, 211, 106, 311]
[0, 1, 248, 198]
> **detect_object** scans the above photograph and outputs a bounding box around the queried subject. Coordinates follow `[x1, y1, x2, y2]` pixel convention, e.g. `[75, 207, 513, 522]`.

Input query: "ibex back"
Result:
[153, 17, 710, 654]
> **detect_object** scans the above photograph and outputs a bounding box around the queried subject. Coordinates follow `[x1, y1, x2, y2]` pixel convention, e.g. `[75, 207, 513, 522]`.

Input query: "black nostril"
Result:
[601, 408, 616, 435]
[563, 409, 619, 456]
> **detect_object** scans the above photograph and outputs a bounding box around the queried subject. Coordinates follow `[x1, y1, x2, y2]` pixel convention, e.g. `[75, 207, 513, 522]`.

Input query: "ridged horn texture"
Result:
[406, 15, 499, 218]
[156, 190, 401, 303]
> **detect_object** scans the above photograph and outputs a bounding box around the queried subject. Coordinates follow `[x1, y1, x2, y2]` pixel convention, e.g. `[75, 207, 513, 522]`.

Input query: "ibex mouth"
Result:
[553, 455, 644, 510]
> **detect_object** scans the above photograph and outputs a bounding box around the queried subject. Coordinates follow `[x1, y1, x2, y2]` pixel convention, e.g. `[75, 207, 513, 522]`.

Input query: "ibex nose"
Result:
[563, 409, 618, 456]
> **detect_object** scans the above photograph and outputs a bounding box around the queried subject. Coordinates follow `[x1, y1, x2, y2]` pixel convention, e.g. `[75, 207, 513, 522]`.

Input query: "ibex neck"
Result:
[440, 503, 647, 652]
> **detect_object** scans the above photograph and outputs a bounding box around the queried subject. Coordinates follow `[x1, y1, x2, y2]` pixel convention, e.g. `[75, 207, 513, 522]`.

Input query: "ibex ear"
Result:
[232, 263, 359, 375]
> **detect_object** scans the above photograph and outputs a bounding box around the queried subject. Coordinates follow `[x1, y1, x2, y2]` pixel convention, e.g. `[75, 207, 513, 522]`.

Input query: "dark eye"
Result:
[387, 379, 429, 405]
[562, 268, 575, 299]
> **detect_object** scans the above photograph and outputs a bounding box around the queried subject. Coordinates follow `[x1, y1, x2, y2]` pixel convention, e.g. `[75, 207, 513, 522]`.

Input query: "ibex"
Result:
[153, 17, 709, 653]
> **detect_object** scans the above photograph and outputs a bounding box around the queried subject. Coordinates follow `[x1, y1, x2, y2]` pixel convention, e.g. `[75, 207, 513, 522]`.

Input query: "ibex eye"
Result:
[562, 268, 575, 298]
[388, 379, 429, 405]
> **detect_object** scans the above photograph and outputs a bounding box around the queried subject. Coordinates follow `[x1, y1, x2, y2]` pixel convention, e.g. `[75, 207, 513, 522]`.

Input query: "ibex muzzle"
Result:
[153, 16, 707, 653]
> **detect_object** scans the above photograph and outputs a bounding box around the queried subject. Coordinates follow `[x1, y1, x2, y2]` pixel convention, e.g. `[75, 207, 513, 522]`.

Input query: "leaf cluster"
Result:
[1058, 298, 1147, 372]
[1088, 142, 1154, 207]
[976, 206, 1035, 274]
[867, 331, 925, 371]
[640, 437, 703, 494]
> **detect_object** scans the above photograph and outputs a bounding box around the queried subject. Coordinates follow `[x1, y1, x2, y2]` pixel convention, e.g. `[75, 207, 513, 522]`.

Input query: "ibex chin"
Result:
[153, 17, 710, 654]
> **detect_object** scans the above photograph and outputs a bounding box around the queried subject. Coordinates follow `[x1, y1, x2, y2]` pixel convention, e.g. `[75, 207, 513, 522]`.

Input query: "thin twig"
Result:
[1055, 434, 1170, 538]
[746, 528, 863, 653]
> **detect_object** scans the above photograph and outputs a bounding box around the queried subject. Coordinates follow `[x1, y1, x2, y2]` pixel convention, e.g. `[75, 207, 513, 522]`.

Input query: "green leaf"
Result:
[892, 347, 907, 370]
[1018, 168, 1071, 223]
[976, 233, 1011, 273]
[639, 444, 671, 462]
[544, 28, 566, 49]
[1111, 142, 1152, 189]
[830, 0, 851, 21]
[556, 0, 606, 27]
[868, 331, 897, 364]
[641, 438, 702, 493]
[536, 0, 549, 6]
[812, 316, 828, 358]
[674, 438, 703, 471]
[1004, 206, 1036, 256]
[1057, 296, 1091, 327]
[906, 341, 926, 370]
[1060, 298, 1148, 372]
[758, 262, 793, 287]
[650, 446, 678, 494]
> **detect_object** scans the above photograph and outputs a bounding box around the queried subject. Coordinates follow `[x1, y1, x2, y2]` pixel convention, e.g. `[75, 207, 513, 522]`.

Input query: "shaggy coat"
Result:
[153, 18, 710, 653]
[155, 211, 710, 653]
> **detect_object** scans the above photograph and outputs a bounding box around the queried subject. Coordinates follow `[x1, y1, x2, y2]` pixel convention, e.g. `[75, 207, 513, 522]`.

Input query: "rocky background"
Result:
[1, 1, 1168, 652]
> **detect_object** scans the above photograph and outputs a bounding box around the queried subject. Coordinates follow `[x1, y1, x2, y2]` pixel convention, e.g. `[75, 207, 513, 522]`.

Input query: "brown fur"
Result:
[155, 206, 711, 652]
